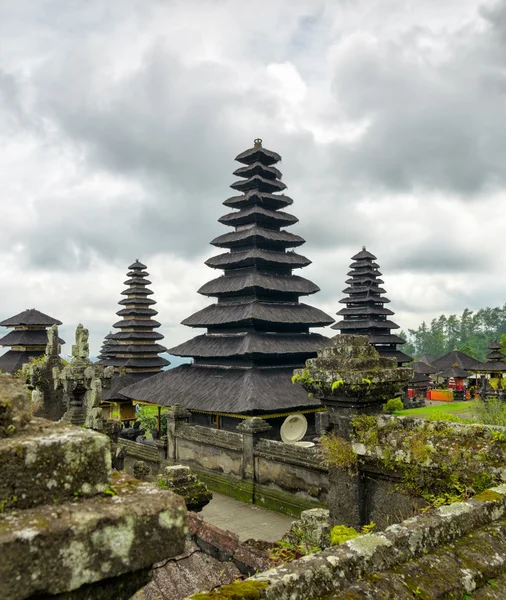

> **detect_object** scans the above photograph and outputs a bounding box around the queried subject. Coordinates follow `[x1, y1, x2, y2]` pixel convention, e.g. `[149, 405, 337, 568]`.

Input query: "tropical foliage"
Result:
[399, 304, 506, 360]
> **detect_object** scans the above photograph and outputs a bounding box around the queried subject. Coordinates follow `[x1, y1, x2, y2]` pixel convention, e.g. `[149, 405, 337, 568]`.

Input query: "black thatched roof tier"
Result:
[432, 350, 482, 372]
[108, 331, 164, 341]
[411, 372, 432, 387]
[332, 247, 411, 366]
[478, 361, 506, 372]
[231, 174, 287, 194]
[233, 162, 282, 180]
[182, 302, 333, 328]
[338, 295, 391, 305]
[205, 249, 311, 270]
[117, 297, 156, 306]
[211, 226, 305, 249]
[334, 319, 400, 331]
[351, 248, 377, 261]
[129, 259, 147, 270]
[336, 306, 394, 316]
[97, 259, 169, 378]
[0, 309, 62, 327]
[102, 356, 170, 369]
[440, 365, 470, 378]
[169, 332, 330, 358]
[235, 144, 281, 166]
[116, 307, 158, 317]
[124, 140, 333, 416]
[218, 206, 298, 228]
[0, 350, 44, 373]
[0, 330, 64, 347]
[224, 191, 293, 210]
[120, 364, 320, 413]
[198, 273, 319, 297]
[411, 361, 438, 375]
[120, 287, 154, 296]
[112, 319, 162, 329]
[102, 372, 159, 402]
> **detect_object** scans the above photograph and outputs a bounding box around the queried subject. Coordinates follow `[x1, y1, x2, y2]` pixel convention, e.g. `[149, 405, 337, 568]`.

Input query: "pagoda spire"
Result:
[121, 141, 333, 422]
[98, 260, 169, 374]
[0, 309, 64, 373]
[331, 248, 412, 365]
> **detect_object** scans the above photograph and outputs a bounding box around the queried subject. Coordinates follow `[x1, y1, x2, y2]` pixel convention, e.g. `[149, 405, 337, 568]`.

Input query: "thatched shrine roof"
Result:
[432, 350, 482, 372]
[120, 364, 321, 414]
[439, 365, 470, 378]
[198, 273, 319, 297]
[411, 361, 438, 375]
[0, 309, 62, 327]
[0, 350, 44, 373]
[0, 329, 64, 347]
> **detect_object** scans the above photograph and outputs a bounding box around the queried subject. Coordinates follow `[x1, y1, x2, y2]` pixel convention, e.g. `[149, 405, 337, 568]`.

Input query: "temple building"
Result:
[121, 140, 334, 433]
[332, 248, 411, 365]
[431, 349, 482, 373]
[97, 260, 170, 420]
[0, 309, 64, 373]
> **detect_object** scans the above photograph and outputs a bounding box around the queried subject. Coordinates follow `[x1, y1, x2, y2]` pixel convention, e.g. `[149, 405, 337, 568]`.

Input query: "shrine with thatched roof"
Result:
[0, 309, 64, 373]
[478, 340, 506, 373]
[121, 140, 334, 434]
[97, 260, 169, 420]
[331, 247, 411, 366]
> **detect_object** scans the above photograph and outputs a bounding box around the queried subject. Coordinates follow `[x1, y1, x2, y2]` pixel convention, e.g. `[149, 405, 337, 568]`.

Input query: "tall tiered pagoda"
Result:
[332, 248, 411, 365]
[0, 309, 64, 373]
[98, 260, 169, 420]
[121, 140, 334, 432]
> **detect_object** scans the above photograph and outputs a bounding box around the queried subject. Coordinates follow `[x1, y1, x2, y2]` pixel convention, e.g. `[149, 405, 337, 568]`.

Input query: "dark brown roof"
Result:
[230, 174, 286, 194]
[0, 350, 44, 373]
[128, 259, 147, 270]
[112, 319, 161, 329]
[103, 356, 170, 369]
[0, 309, 62, 327]
[224, 191, 293, 210]
[108, 331, 164, 341]
[411, 361, 438, 375]
[234, 144, 281, 166]
[368, 334, 406, 345]
[169, 332, 331, 358]
[205, 249, 311, 270]
[439, 365, 470, 378]
[218, 206, 298, 228]
[478, 361, 506, 372]
[351, 247, 377, 261]
[116, 308, 158, 317]
[332, 319, 400, 331]
[120, 287, 154, 296]
[210, 226, 305, 249]
[233, 161, 282, 180]
[182, 302, 334, 328]
[0, 330, 65, 347]
[120, 364, 320, 413]
[336, 306, 394, 316]
[198, 273, 319, 297]
[102, 372, 158, 402]
[432, 350, 482, 372]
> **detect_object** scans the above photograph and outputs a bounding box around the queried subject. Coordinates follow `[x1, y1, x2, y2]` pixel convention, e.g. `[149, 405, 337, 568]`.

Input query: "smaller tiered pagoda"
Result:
[479, 341, 506, 373]
[97, 260, 169, 420]
[332, 248, 411, 365]
[0, 309, 64, 373]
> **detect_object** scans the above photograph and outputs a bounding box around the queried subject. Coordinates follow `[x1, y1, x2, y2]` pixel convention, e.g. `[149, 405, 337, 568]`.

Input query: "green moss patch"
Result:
[473, 489, 503, 502]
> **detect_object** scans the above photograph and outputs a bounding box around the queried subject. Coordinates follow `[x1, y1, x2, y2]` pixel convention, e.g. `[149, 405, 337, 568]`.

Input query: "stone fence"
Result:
[119, 412, 329, 516]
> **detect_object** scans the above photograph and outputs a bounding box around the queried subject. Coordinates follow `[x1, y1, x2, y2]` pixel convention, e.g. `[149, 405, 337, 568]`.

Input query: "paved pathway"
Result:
[201, 492, 294, 542]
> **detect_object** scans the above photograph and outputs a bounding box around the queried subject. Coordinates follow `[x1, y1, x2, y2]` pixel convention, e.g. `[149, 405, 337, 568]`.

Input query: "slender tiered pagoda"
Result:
[98, 260, 169, 420]
[332, 248, 411, 365]
[121, 140, 334, 433]
[479, 341, 506, 373]
[0, 309, 64, 373]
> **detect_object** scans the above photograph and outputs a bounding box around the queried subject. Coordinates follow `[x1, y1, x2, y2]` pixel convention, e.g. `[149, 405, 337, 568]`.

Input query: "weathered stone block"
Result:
[0, 375, 31, 437]
[0, 472, 187, 600]
[0, 419, 111, 510]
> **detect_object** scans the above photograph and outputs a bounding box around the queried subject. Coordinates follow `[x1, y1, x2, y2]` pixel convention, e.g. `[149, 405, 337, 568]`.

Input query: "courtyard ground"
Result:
[200, 492, 293, 542]
[396, 400, 474, 420]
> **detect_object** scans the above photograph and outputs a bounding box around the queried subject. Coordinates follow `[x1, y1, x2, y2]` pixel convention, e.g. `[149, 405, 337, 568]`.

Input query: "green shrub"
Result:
[472, 398, 506, 427]
[320, 434, 358, 473]
[383, 397, 404, 413]
[330, 525, 360, 546]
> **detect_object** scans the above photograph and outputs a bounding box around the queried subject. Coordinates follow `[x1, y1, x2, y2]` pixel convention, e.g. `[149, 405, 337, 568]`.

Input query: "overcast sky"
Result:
[1, 0, 505, 358]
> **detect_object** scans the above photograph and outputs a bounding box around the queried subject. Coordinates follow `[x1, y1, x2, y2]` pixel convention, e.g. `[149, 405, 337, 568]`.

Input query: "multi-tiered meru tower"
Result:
[98, 260, 169, 419]
[0, 309, 64, 373]
[122, 140, 334, 432]
[332, 248, 412, 365]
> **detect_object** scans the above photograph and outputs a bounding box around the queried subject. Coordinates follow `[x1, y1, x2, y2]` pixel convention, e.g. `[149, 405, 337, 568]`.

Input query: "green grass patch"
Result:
[395, 401, 473, 419]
